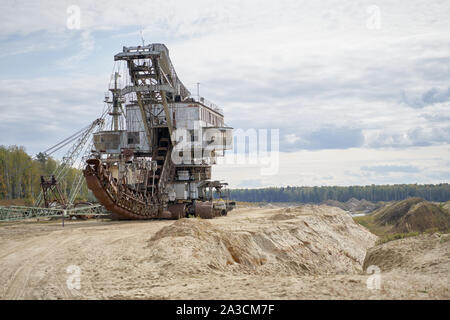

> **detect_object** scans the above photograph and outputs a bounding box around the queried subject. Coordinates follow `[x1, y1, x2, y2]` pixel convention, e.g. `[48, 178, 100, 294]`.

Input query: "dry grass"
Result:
[353, 214, 391, 237]
[354, 199, 450, 244]
[0, 199, 31, 206]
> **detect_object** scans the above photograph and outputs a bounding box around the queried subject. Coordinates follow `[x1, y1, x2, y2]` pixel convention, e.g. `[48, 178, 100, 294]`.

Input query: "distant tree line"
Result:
[2, 145, 449, 205]
[229, 184, 450, 203]
[0, 145, 89, 204]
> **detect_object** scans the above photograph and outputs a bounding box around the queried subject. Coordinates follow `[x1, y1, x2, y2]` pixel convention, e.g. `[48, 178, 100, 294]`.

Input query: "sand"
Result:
[0, 205, 448, 299]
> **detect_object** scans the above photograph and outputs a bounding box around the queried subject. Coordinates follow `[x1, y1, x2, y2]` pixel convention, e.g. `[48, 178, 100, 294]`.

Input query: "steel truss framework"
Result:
[0, 204, 108, 222]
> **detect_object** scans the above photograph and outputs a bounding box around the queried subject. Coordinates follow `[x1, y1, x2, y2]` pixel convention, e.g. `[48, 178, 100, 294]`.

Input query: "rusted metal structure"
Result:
[35, 118, 105, 208]
[84, 44, 233, 219]
[39, 175, 67, 208]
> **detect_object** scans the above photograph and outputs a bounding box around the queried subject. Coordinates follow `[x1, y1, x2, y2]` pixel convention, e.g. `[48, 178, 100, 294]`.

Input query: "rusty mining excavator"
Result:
[83, 44, 235, 220]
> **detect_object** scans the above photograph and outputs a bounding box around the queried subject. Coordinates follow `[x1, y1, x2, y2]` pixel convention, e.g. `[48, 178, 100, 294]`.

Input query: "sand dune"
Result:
[0, 205, 448, 299]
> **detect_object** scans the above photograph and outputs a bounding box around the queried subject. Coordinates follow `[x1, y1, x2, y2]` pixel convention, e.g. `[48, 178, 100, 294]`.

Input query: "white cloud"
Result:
[0, 76, 107, 154]
[56, 30, 95, 67]
[214, 145, 450, 187]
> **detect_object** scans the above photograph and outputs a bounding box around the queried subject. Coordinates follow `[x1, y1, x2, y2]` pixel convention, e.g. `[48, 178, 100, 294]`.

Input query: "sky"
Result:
[0, 0, 449, 188]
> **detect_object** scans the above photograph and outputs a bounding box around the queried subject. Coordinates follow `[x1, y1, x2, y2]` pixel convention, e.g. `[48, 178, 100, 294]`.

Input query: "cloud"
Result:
[237, 179, 264, 188]
[429, 171, 450, 180]
[281, 126, 364, 151]
[0, 76, 107, 155]
[361, 165, 420, 173]
[0, 0, 450, 186]
[55, 30, 95, 67]
[402, 87, 450, 108]
[309, 127, 365, 150]
[213, 145, 450, 187]
[365, 125, 450, 148]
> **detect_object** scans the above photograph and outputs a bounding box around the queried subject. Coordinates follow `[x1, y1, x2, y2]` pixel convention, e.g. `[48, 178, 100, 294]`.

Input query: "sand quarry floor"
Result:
[0, 205, 448, 300]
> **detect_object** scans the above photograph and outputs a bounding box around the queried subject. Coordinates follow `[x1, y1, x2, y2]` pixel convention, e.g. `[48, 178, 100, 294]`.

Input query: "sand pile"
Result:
[324, 198, 382, 213]
[2, 206, 448, 300]
[145, 205, 376, 276]
[443, 202, 450, 214]
[372, 198, 450, 233]
[364, 233, 450, 273]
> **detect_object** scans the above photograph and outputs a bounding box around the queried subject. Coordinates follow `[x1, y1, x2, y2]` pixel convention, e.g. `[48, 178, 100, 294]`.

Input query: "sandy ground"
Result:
[0, 205, 448, 300]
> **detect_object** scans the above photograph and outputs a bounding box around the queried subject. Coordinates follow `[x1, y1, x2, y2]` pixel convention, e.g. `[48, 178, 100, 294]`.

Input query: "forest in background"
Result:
[1, 145, 449, 206]
[229, 184, 450, 203]
[0, 145, 89, 205]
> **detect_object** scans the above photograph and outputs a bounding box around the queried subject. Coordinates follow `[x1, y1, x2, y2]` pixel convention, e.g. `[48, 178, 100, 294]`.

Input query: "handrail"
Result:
[191, 96, 223, 115]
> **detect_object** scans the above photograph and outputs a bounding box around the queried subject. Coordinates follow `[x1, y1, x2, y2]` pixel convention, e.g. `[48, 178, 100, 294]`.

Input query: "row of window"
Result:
[199, 107, 223, 126]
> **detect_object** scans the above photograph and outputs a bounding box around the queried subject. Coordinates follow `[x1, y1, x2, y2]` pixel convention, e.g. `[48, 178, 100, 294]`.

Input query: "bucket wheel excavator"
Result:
[83, 44, 234, 220]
